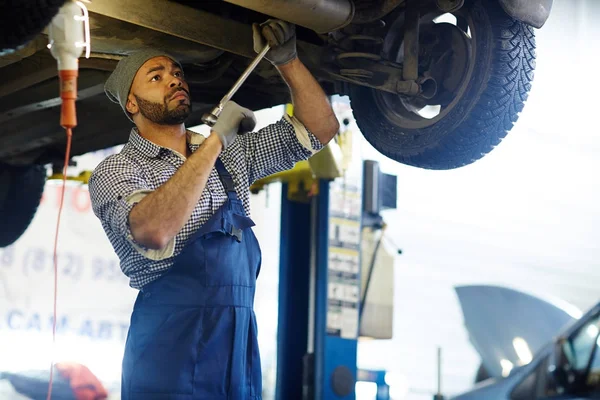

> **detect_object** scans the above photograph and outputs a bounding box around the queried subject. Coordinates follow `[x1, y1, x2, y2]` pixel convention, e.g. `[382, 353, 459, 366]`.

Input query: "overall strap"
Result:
[215, 158, 238, 201]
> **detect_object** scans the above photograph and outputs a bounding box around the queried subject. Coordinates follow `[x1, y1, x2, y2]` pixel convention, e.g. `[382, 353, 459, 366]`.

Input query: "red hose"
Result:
[47, 69, 78, 400]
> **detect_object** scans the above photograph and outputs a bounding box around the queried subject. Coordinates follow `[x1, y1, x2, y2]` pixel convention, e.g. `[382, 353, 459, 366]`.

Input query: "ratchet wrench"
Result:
[201, 44, 271, 127]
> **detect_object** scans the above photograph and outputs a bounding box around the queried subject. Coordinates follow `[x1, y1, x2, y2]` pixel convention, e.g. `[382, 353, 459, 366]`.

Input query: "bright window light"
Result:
[355, 381, 377, 400]
[586, 323, 599, 339]
[500, 359, 514, 377]
[513, 337, 533, 365]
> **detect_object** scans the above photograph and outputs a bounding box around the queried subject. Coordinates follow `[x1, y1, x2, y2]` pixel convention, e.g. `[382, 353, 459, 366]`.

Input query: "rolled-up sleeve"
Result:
[233, 113, 326, 184]
[88, 155, 146, 240]
[88, 155, 174, 260]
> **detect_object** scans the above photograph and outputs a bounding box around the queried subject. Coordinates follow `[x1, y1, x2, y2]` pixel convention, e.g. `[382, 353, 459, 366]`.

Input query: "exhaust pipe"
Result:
[223, 0, 355, 34]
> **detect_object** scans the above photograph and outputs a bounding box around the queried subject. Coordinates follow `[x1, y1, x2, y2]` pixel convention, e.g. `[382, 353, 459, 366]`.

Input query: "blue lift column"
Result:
[276, 157, 364, 400]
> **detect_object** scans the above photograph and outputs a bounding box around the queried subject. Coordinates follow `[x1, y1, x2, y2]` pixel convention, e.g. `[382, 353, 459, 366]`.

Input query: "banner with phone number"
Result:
[0, 148, 138, 386]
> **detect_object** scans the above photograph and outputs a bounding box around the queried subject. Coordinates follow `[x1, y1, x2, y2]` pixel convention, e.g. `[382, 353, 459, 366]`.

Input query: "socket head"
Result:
[201, 112, 218, 127]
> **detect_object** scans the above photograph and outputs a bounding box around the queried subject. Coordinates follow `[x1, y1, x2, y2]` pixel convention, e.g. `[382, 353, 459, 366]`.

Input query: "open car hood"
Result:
[455, 285, 582, 378]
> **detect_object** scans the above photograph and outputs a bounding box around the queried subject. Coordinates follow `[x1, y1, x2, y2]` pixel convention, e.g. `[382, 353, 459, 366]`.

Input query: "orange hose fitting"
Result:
[59, 69, 78, 129]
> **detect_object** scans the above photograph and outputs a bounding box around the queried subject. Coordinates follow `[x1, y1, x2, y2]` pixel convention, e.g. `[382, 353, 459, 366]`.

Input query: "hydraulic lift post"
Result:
[275, 123, 366, 399]
[252, 103, 396, 400]
[277, 177, 362, 400]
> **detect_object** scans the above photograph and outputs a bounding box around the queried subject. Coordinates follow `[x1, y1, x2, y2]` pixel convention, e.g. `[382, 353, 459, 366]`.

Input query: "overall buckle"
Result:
[230, 225, 243, 242]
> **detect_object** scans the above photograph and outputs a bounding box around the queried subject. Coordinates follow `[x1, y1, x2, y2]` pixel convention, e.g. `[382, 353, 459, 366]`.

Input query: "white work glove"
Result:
[211, 101, 257, 150]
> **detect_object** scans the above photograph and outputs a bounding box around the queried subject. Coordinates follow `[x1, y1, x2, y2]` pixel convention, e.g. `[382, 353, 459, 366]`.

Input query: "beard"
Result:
[134, 90, 191, 125]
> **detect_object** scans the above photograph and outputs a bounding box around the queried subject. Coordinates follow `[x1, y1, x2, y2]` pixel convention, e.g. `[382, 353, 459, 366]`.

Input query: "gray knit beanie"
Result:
[104, 48, 183, 122]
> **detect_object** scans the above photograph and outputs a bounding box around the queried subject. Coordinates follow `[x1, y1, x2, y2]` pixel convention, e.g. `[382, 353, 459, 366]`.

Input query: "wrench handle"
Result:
[201, 44, 270, 127]
[219, 44, 270, 106]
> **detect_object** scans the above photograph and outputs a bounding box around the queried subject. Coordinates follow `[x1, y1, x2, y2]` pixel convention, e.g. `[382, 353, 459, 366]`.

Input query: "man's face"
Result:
[127, 56, 191, 125]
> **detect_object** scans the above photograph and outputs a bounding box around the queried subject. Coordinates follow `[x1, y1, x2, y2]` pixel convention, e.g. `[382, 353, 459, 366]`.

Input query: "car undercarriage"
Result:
[0, 0, 553, 246]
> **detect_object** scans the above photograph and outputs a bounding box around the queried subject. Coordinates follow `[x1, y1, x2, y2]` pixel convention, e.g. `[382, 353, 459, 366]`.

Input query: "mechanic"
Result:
[87, 19, 338, 399]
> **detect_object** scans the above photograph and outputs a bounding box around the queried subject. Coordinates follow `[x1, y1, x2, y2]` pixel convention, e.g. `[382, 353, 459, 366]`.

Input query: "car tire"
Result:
[0, 164, 47, 247]
[0, 0, 67, 52]
[349, 0, 536, 170]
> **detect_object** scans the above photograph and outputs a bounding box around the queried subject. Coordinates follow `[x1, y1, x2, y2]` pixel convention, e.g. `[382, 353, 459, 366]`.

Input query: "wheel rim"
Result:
[375, 8, 477, 130]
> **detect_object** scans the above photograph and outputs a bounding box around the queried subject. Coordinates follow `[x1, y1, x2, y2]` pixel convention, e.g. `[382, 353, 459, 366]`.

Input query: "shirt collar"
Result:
[128, 127, 206, 158]
[186, 129, 206, 151]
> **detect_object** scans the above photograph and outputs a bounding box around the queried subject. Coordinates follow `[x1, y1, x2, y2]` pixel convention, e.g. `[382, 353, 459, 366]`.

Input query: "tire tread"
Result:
[0, 164, 47, 247]
[0, 0, 68, 51]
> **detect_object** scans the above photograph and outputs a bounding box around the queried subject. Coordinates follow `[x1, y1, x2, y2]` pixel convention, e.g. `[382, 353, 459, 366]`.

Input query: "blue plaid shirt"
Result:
[88, 114, 324, 289]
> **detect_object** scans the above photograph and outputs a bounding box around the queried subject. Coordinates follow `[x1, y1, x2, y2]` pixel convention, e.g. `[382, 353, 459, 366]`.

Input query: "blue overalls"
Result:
[120, 158, 263, 400]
